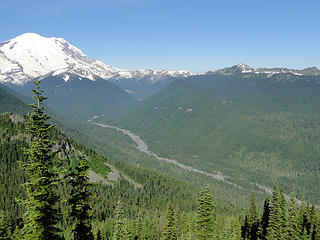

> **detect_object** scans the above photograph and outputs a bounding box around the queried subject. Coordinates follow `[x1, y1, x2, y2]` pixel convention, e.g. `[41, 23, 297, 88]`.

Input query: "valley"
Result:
[89, 117, 275, 195]
[1, 31, 320, 239]
[98, 72, 320, 204]
[88, 116, 307, 206]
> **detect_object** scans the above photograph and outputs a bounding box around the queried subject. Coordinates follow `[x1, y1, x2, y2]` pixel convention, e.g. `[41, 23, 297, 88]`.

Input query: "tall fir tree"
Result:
[287, 191, 299, 240]
[242, 194, 259, 240]
[161, 203, 177, 240]
[259, 196, 271, 240]
[21, 80, 62, 240]
[266, 184, 287, 240]
[299, 202, 313, 238]
[67, 155, 94, 240]
[280, 189, 289, 239]
[195, 186, 216, 240]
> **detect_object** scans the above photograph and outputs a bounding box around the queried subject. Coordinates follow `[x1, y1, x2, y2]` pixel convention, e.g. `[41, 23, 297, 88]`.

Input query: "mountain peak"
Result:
[236, 63, 254, 72]
[16, 32, 42, 39]
[0, 33, 194, 85]
[236, 63, 254, 70]
[212, 63, 254, 75]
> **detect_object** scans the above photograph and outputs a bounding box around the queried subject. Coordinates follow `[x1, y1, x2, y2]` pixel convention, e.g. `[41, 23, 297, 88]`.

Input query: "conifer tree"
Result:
[259, 196, 271, 240]
[112, 201, 126, 240]
[195, 186, 216, 240]
[21, 80, 62, 240]
[179, 212, 191, 240]
[161, 203, 177, 240]
[299, 202, 314, 238]
[308, 204, 316, 237]
[242, 194, 259, 240]
[67, 155, 94, 240]
[266, 184, 287, 240]
[287, 191, 299, 240]
[280, 189, 289, 238]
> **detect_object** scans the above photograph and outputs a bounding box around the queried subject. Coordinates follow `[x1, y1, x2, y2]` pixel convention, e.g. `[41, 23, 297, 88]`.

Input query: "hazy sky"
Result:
[1, 0, 319, 73]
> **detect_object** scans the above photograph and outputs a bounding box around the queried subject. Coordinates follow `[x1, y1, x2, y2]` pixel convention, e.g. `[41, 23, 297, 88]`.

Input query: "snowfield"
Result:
[0, 33, 194, 85]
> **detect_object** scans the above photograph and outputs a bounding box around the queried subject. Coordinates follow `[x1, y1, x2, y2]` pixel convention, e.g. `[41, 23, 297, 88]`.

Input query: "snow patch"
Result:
[124, 89, 133, 94]
[62, 74, 69, 81]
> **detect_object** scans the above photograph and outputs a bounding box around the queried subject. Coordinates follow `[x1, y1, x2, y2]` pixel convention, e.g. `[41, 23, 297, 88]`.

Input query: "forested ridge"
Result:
[2, 80, 320, 239]
[98, 72, 320, 204]
[0, 83, 235, 239]
[0, 112, 202, 239]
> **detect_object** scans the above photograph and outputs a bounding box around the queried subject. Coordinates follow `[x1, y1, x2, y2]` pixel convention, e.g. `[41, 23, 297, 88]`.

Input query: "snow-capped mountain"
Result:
[236, 63, 254, 73]
[0, 33, 194, 85]
[210, 63, 254, 75]
[211, 63, 320, 76]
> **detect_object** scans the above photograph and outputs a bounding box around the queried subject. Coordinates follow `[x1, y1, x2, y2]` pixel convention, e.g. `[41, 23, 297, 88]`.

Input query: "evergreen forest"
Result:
[1, 80, 320, 240]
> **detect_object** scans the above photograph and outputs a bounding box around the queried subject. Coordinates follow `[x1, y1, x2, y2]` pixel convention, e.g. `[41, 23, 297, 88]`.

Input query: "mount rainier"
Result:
[0, 33, 194, 86]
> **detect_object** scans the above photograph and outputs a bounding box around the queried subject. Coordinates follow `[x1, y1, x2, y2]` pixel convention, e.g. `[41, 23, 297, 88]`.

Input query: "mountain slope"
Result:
[14, 74, 134, 118]
[0, 83, 30, 114]
[100, 72, 320, 203]
[1, 111, 242, 238]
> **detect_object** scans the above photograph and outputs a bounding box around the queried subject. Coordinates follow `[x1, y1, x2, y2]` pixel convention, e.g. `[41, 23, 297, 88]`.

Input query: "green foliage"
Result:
[196, 186, 216, 240]
[112, 201, 127, 240]
[21, 80, 62, 240]
[67, 156, 94, 240]
[241, 184, 320, 240]
[287, 191, 299, 240]
[241, 194, 258, 240]
[0, 110, 207, 239]
[0, 84, 29, 115]
[0, 113, 27, 228]
[103, 73, 320, 203]
[161, 203, 177, 240]
[0, 210, 11, 240]
[259, 196, 271, 240]
[266, 184, 286, 239]
[5, 78, 320, 239]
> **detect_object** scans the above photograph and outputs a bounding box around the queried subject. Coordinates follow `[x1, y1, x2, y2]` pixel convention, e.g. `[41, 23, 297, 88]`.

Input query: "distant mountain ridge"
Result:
[209, 63, 320, 76]
[0, 33, 194, 86]
[1, 33, 319, 99]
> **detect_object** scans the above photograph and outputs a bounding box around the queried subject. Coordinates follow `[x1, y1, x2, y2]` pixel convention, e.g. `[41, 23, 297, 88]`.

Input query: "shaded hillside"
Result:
[13, 74, 134, 119]
[0, 84, 30, 114]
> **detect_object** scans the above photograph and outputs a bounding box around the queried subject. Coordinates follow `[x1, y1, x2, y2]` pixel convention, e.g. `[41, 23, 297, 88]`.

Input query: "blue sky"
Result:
[1, 0, 319, 73]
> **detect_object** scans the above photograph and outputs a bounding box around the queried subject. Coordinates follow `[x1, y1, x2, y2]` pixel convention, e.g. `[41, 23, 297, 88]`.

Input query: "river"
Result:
[88, 117, 301, 203]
